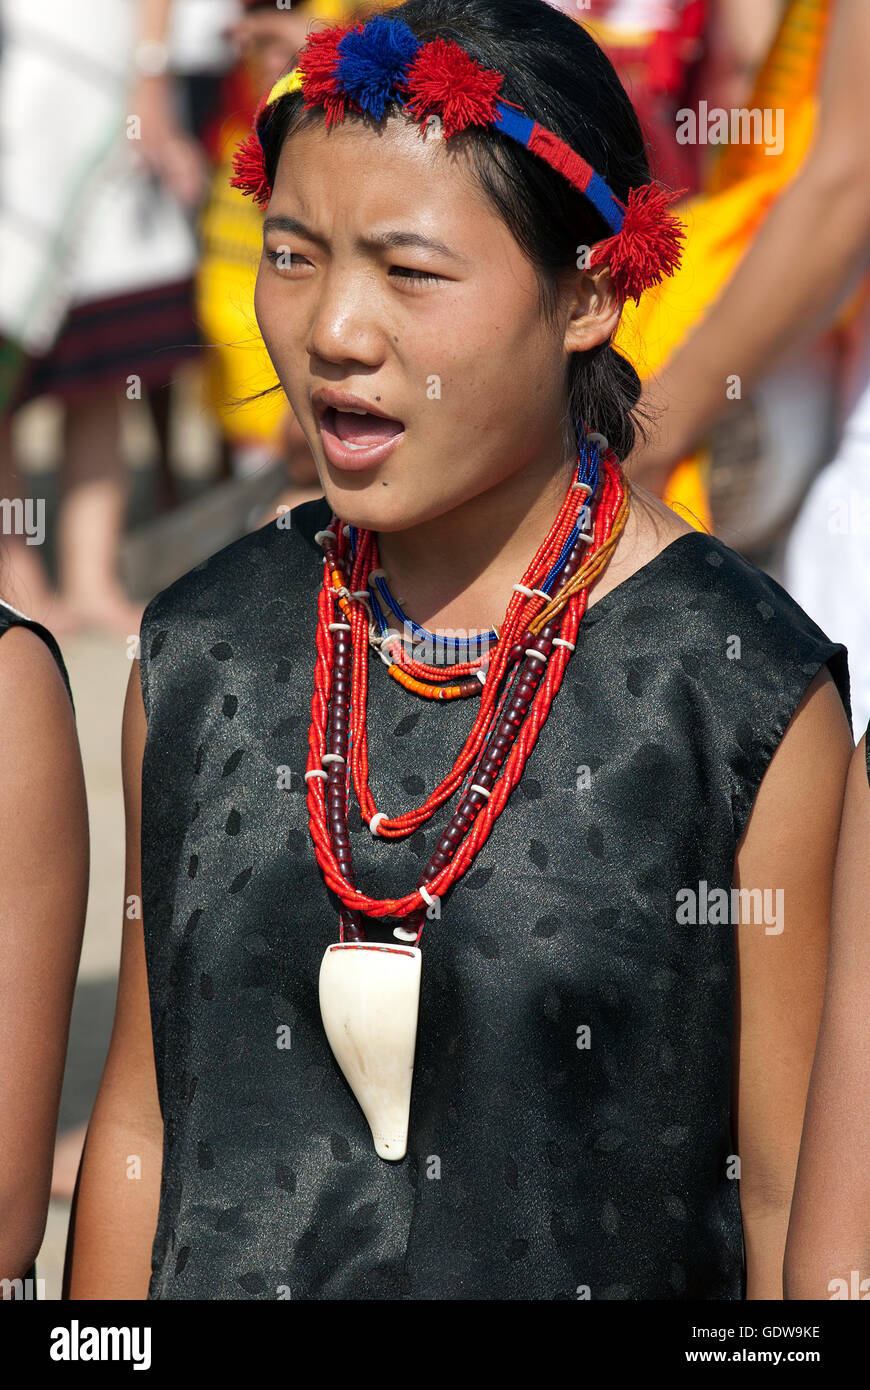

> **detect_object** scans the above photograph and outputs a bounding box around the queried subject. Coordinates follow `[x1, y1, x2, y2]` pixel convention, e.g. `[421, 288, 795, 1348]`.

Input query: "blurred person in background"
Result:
[194, 0, 326, 498]
[546, 0, 786, 536]
[547, 0, 709, 196]
[0, 0, 207, 638]
[784, 221, 870, 736]
[620, 0, 870, 732]
[140, 0, 240, 512]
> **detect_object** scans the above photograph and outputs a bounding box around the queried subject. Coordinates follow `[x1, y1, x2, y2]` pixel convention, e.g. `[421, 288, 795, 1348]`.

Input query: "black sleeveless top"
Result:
[138, 500, 850, 1301]
[0, 597, 74, 1296]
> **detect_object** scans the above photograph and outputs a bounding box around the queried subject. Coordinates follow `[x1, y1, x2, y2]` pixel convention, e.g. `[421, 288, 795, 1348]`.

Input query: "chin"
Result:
[320, 477, 440, 534]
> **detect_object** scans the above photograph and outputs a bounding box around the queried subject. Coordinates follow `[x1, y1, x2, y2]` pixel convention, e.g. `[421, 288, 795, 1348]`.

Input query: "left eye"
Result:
[390, 266, 442, 283]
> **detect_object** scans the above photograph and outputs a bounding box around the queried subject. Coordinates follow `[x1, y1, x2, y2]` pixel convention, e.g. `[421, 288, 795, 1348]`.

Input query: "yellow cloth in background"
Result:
[197, 116, 286, 447]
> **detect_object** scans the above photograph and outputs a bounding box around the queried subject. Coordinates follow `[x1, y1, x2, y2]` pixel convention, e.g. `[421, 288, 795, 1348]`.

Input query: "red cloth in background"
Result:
[558, 0, 709, 196]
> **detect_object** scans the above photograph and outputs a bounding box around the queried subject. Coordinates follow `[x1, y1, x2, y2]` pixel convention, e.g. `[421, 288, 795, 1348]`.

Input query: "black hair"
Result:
[258, 0, 656, 461]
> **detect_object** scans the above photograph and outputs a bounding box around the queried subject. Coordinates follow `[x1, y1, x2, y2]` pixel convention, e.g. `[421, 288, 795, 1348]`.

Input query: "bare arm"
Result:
[64, 660, 162, 1299]
[701, 0, 783, 114]
[784, 734, 870, 1298]
[731, 667, 853, 1300]
[0, 628, 88, 1278]
[131, 0, 206, 208]
[629, 0, 870, 489]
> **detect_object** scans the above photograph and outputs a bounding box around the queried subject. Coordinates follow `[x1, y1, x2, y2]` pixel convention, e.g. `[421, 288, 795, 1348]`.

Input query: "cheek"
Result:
[254, 261, 292, 347]
[448, 277, 552, 377]
[253, 261, 275, 350]
[411, 301, 504, 411]
[253, 263, 305, 388]
[445, 306, 556, 420]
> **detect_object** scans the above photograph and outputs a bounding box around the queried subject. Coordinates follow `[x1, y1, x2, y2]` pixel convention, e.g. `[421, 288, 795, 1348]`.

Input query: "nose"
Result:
[305, 266, 385, 369]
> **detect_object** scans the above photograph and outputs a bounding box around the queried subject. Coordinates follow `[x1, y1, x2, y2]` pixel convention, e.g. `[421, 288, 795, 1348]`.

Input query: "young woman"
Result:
[783, 718, 870, 1300]
[67, 0, 854, 1300]
[0, 593, 88, 1285]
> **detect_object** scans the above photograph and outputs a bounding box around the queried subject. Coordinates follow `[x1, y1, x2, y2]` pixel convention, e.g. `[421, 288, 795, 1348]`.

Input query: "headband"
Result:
[231, 14, 685, 304]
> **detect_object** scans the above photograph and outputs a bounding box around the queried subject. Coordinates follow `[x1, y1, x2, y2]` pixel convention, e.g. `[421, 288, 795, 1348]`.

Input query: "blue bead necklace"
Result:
[347, 427, 603, 660]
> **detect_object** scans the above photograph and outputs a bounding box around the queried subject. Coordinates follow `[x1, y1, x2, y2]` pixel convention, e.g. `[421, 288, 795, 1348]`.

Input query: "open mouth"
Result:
[324, 405, 404, 450]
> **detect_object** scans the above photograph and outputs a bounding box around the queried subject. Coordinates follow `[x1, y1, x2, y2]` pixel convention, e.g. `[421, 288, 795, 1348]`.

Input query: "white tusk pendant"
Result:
[318, 941, 421, 1161]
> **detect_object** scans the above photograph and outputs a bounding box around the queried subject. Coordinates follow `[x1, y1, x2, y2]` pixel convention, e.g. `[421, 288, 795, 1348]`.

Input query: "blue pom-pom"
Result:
[336, 17, 421, 120]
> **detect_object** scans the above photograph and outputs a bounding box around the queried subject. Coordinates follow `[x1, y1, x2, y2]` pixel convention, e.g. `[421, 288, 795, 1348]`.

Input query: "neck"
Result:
[373, 447, 573, 639]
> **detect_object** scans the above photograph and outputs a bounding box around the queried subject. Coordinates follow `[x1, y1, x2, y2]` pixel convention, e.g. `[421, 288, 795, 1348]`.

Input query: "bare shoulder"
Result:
[0, 622, 86, 894]
[0, 623, 75, 743]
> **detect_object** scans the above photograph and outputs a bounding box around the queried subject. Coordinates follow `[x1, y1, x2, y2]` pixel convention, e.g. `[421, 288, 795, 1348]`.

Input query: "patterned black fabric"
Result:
[138, 499, 850, 1301]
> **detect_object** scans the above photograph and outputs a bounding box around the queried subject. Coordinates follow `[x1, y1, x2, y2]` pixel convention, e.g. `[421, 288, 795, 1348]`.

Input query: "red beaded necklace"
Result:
[306, 446, 629, 942]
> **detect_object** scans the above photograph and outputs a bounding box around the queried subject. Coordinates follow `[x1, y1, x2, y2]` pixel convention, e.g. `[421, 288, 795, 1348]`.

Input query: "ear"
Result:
[561, 262, 622, 354]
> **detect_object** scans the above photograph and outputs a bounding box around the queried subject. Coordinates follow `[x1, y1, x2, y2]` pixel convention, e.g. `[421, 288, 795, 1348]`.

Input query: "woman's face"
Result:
[254, 111, 608, 533]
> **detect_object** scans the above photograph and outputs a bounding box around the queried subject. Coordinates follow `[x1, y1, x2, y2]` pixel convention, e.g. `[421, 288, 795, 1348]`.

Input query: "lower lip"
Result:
[318, 408, 405, 472]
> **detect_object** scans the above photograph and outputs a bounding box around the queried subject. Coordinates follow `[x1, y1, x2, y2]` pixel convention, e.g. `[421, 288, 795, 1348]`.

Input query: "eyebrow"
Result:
[262, 214, 469, 264]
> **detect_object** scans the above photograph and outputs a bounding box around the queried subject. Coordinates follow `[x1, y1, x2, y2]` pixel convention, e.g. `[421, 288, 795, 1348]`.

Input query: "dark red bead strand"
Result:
[328, 600, 365, 942]
[444, 464, 624, 883]
[416, 545, 586, 890]
[304, 538, 364, 940]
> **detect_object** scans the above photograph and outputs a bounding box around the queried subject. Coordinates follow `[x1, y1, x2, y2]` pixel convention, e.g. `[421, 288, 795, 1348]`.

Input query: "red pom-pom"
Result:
[230, 128, 271, 208]
[401, 38, 502, 138]
[589, 183, 687, 304]
[299, 24, 354, 127]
